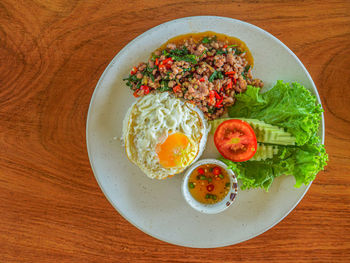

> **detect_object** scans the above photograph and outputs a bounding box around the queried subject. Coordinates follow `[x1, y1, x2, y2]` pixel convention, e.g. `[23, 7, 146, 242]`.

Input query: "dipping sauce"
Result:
[188, 164, 231, 204]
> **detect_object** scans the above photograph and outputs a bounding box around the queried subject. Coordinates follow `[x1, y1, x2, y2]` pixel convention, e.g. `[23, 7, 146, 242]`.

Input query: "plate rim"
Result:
[86, 15, 325, 248]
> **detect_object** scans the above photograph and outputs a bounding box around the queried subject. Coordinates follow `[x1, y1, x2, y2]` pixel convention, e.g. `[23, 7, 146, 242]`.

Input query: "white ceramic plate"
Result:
[86, 16, 324, 248]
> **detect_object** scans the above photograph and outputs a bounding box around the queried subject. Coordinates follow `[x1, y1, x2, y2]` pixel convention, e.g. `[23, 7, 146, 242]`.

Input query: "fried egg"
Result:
[122, 92, 208, 179]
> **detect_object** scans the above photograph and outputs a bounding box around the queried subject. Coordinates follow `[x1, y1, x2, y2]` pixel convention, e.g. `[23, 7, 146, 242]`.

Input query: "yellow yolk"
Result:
[157, 132, 191, 168]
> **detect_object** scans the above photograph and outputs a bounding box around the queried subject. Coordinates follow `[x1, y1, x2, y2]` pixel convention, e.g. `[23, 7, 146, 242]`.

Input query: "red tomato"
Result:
[197, 168, 205, 175]
[214, 119, 257, 162]
[212, 167, 221, 175]
[207, 184, 214, 192]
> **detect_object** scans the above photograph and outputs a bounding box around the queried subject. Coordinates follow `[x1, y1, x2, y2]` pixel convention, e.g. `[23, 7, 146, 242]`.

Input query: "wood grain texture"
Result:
[1, 0, 350, 262]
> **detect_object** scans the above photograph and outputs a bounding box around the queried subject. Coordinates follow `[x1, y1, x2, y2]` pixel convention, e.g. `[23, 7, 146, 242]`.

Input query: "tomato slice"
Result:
[214, 119, 257, 162]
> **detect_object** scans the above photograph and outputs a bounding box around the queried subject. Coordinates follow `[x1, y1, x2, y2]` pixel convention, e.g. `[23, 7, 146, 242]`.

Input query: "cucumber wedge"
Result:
[250, 143, 279, 161]
[209, 118, 296, 146]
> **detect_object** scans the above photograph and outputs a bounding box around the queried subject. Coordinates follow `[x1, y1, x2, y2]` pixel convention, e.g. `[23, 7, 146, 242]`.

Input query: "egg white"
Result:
[122, 92, 208, 179]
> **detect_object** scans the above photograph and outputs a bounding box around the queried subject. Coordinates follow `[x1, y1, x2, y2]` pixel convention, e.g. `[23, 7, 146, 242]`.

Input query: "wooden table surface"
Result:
[1, 0, 350, 262]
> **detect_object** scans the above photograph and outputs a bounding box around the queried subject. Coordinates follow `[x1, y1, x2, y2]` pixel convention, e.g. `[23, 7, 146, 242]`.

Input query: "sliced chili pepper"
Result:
[233, 77, 237, 85]
[226, 80, 233, 90]
[207, 184, 214, 192]
[199, 77, 205, 82]
[172, 85, 181, 93]
[215, 101, 223, 108]
[133, 89, 140, 97]
[223, 45, 227, 48]
[214, 90, 221, 100]
[198, 168, 205, 175]
[140, 85, 150, 95]
[155, 58, 159, 66]
[225, 71, 236, 75]
[213, 167, 221, 175]
[158, 64, 166, 70]
[161, 58, 173, 65]
[215, 96, 223, 108]
[209, 90, 216, 106]
[130, 67, 137, 75]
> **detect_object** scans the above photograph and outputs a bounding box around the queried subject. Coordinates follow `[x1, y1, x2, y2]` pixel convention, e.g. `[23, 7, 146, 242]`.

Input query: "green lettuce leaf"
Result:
[228, 80, 323, 146]
[220, 139, 328, 191]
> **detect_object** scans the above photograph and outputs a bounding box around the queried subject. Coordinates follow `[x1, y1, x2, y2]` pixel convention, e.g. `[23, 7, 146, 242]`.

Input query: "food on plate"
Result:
[228, 80, 323, 146]
[188, 164, 231, 204]
[210, 118, 296, 145]
[214, 119, 257, 162]
[122, 92, 208, 179]
[121, 30, 327, 194]
[213, 81, 328, 191]
[123, 32, 263, 120]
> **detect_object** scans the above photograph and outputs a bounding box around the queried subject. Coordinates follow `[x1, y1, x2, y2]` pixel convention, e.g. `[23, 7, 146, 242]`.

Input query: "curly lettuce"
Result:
[223, 81, 328, 190]
[220, 140, 328, 191]
[229, 80, 324, 146]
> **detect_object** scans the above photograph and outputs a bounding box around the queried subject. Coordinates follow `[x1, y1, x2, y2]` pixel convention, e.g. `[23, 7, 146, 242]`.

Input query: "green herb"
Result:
[158, 80, 171, 91]
[172, 54, 198, 64]
[182, 67, 192, 72]
[209, 70, 224, 82]
[169, 46, 189, 56]
[189, 182, 195, 189]
[162, 49, 170, 57]
[219, 174, 224, 179]
[199, 50, 208, 58]
[234, 48, 243, 55]
[225, 182, 231, 188]
[216, 49, 228, 55]
[142, 64, 156, 81]
[202, 35, 217, 44]
[151, 53, 160, 61]
[200, 175, 207, 180]
[212, 195, 217, 200]
[207, 107, 215, 114]
[208, 177, 212, 183]
[123, 74, 139, 83]
[205, 194, 211, 199]
[244, 65, 251, 73]
[227, 44, 237, 48]
[123, 74, 141, 89]
[202, 37, 211, 44]
[241, 72, 247, 80]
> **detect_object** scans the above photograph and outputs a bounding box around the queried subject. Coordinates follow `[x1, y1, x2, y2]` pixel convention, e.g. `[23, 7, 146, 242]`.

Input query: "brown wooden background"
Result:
[1, 0, 350, 262]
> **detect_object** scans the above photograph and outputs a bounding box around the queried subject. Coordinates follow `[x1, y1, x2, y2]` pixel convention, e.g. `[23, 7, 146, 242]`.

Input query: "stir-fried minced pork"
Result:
[123, 35, 263, 120]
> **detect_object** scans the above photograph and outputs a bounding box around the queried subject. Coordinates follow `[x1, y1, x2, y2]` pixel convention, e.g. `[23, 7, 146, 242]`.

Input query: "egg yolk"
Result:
[157, 132, 193, 168]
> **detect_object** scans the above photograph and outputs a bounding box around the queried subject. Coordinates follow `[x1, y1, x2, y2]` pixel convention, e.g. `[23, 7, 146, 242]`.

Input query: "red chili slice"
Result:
[209, 90, 216, 106]
[130, 67, 137, 75]
[214, 119, 257, 162]
[198, 168, 205, 175]
[225, 71, 235, 75]
[133, 89, 140, 97]
[207, 184, 214, 192]
[172, 85, 181, 93]
[212, 167, 221, 175]
[140, 85, 150, 95]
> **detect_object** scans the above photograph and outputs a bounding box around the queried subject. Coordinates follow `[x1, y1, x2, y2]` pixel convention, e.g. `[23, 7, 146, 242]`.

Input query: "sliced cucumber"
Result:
[250, 143, 279, 161]
[209, 118, 296, 146]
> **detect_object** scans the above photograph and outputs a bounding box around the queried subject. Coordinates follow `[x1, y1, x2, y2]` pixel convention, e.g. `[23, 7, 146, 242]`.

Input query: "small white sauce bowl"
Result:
[182, 159, 238, 214]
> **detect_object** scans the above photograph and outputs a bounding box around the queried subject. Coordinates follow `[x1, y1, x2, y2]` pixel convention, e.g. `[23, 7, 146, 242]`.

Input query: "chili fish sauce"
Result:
[188, 164, 231, 204]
